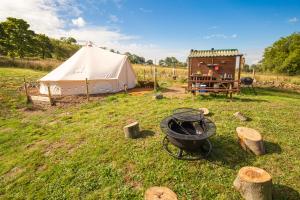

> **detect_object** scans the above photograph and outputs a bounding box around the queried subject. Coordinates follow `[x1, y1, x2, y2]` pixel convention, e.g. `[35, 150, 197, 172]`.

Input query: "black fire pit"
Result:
[160, 108, 216, 160]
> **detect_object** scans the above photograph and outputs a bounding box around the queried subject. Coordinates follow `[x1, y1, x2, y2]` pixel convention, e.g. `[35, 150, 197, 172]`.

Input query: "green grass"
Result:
[0, 67, 300, 199]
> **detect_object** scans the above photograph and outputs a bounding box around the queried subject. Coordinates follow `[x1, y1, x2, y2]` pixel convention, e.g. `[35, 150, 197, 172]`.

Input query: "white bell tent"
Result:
[39, 44, 136, 95]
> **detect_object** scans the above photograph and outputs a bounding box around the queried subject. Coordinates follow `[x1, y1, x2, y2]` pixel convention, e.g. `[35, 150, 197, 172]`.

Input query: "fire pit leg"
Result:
[162, 136, 212, 160]
[177, 149, 183, 158]
[199, 139, 212, 157]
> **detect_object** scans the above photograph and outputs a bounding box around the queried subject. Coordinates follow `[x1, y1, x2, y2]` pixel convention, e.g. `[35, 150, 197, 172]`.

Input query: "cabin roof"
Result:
[189, 49, 242, 58]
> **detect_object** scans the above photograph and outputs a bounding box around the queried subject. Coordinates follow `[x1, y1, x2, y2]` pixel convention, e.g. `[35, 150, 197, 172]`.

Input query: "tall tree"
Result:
[164, 57, 179, 66]
[1, 17, 35, 58]
[125, 52, 146, 64]
[159, 59, 165, 66]
[50, 38, 80, 60]
[35, 34, 53, 59]
[0, 23, 7, 55]
[60, 37, 77, 44]
[146, 59, 153, 65]
[262, 32, 300, 74]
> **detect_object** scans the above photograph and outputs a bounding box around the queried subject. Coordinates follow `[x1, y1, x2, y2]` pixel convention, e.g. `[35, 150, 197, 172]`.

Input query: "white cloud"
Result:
[288, 17, 298, 23]
[242, 48, 264, 65]
[139, 8, 152, 13]
[203, 34, 238, 39]
[72, 17, 86, 27]
[62, 27, 138, 45]
[0, 0, 64, 36]
[0, 0, 187, 61]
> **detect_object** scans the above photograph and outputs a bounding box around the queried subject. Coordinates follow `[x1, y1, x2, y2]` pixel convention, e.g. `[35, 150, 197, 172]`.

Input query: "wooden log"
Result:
[233, 166, 272, 200]
[124, 122, 140, 139]
[30, 95, 51, 103]
[85, 78, 89, 102]
[145, 187, 177, 200]
[236, 127, 265, 156]
[234, 112, 248, 121]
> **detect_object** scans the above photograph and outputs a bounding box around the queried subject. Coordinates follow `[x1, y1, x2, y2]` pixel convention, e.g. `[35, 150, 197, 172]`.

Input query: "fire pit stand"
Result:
[162, 136, 212, 160]
[160, 108, 216, 160]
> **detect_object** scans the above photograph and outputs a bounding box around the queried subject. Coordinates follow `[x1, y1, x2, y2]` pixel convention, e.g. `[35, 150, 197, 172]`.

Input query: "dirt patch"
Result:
[22, 105, 45, 112]
[24, 86, 153, 109]
[2, 167, 24, 181]
[162, 85, 189, 99]
[44, 140, 67, 156]
[36, 164, 48, 172]
[25, 139, 48, 150]
[129, 87, 153, 96]
[0, 127, 14, 133]
[123, 163, 143, 190]
[67, 138, 86, 154]
[44, 138, 86, 156]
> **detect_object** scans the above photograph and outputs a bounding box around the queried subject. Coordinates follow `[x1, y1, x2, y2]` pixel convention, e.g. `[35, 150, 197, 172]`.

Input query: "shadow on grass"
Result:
[196, 93, 269, 103]
[272, 184, 300, 200]
[208, 136, 255, 168]
[138, 130, 155, 138]
[265, 141, 282, 154]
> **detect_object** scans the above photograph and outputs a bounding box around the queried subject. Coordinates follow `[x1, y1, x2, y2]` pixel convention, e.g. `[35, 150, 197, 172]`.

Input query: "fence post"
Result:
[124, 84, 128, 93]
[153, 65, 157, 92]
[229, 83, 233, 100]
[47, 85, 54, 106]
[85, 78, 89, 102]
[23, 77, 31, 103]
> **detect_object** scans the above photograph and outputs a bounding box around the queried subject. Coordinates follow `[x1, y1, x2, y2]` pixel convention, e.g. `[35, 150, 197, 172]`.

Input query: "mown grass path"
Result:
[0, 68, 299, 199]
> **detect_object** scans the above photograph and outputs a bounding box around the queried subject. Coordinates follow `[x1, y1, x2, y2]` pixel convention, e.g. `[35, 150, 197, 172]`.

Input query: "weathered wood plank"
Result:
[30, 95, 51, 102]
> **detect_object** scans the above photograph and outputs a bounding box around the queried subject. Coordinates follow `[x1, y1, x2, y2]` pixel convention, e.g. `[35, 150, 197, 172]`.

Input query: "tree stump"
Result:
[199, 108, 209, 115]
[233, 166, 272, 200]
[124, 122, 140, 139]
[145, 187, 177, 200]
[236, 127, 265, 156]
[234, 112, 248, 121]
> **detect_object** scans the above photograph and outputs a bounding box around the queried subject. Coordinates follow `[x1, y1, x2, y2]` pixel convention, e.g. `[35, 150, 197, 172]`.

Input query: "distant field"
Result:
[1, 56, 300, 86]
[0, 67, 300, 199]
[133, 64, 300, 86]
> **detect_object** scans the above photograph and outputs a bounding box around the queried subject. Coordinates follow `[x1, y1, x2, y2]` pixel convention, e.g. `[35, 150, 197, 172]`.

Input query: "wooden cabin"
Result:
[187, 48, 244, 95]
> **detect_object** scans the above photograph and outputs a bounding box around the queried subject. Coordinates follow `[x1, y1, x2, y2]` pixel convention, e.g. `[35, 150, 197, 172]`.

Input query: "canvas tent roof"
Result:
[40, 45, 130, 82]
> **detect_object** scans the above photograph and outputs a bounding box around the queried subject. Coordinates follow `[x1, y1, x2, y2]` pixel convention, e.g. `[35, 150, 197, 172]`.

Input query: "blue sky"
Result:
[0, 0, 300, 63]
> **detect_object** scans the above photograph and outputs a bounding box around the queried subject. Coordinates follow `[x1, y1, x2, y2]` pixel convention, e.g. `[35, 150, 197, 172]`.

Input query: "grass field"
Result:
[0, 67, 300, 199]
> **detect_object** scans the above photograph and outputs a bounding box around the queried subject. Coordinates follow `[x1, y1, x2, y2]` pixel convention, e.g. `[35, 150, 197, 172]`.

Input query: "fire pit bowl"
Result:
[160, 109, 216, 160]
